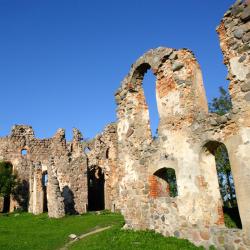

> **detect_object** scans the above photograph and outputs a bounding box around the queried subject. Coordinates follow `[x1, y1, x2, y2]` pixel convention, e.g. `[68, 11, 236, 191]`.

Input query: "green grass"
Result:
[0, 211, 203, 250]
[69, 225, 203, 250]
[0, 211, 123, 250]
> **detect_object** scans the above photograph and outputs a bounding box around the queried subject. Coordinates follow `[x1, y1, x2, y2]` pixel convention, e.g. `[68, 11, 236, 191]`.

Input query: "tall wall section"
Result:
[0, 125, 88, 217]
[115, 1, 250, 249]
[0, 1, 249, 249]
[85, 123, 121, 211]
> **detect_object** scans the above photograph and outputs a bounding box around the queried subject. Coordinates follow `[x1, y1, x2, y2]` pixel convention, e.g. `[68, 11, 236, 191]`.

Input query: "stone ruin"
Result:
[0, 1, 250, 249]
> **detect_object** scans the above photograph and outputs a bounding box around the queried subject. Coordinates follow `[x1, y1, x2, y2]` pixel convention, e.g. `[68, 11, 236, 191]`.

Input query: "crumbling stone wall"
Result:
[0, 1, 249, 249]
[114, 1, 250, 249]
[0, 125, 88, 217]
[0, 124, 119, 217]
[217, 0, 250, 242]
[49, 128, 88, 214]
[29, 162, 44, 215]
[47, 158, 65, 218]
[85, 123, 120, 211]
[0, 124, 121, 217]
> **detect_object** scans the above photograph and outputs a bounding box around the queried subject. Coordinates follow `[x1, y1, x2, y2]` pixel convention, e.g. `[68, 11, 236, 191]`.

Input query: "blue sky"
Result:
[0, 0, 235, 140]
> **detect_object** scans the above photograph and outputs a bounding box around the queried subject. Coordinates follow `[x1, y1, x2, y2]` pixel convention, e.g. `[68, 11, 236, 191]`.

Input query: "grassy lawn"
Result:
[0, 211, 123, 250]
[69, 225, 204, 250]
[0, 211, 203, 250]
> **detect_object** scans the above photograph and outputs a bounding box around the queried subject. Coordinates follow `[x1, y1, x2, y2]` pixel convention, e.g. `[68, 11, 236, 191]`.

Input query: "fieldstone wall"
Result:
[0, 124, 119, 217]
[29, 162, 44, 215]
[0, 1, 249, 249]
[114, 1, 250, 249]
[85, 123, 121, 211]
[217, 1, 250, 242]
[0, 125, 88, 217]
[47, 158, 65, 218]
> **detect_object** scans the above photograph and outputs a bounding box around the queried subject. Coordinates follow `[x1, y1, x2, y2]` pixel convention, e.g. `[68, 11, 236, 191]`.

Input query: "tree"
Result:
[209, 87, 235, 207]
[209, 86, 232, 116]
[0, 162, 17, 198]
[164, 168, 178, 197]
[214, 144, 236, 207]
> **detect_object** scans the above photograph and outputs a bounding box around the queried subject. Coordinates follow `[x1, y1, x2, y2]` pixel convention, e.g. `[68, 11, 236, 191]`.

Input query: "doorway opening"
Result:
[202, 141, 242, 228]
[42, 171, 48, 212]
[87, 166, 104, 211]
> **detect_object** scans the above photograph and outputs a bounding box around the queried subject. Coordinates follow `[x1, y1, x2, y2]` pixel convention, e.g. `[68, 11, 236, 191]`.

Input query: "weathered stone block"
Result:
[241, 5, 250, 22]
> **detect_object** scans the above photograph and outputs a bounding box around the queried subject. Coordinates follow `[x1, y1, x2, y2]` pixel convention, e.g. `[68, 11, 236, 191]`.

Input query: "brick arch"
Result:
[149, 167, 178, 198]
[116, 47, 208, 139]
[127, 48, 174, 92]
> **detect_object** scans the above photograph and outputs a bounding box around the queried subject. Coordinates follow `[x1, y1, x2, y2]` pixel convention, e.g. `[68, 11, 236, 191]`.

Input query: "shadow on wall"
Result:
[13, 180, 29, 211]
[62, 186, 77, 214]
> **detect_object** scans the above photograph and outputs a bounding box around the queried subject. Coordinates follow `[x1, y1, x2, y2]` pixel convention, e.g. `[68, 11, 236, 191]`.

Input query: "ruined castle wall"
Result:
[0, 125, 51, 212]
[86, 123, 120, 211]
[115, 2, 250, 249]
[49, 128, 88, 214]
[217, 0, 250, 241]
[115, 48, 223, 234]
[0, 125, 88, 217]
[0, 1, 249, 249]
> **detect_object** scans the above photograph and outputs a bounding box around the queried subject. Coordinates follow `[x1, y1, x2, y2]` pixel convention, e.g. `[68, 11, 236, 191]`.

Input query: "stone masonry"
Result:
[114, 1, 250, 249]
[0, 125, 88, 215]
[0, 1, 249, 249]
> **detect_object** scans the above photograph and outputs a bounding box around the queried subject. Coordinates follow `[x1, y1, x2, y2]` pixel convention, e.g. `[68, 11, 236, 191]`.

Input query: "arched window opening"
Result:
[203, 141, 242, 228]
[0, 162, 14, 213]
[42, 171, 48, 212]
[151, 167, 178, 198]
[21, 149, 27, 156]
[142, 68, 159, 139]
[87, 166, 105, 211]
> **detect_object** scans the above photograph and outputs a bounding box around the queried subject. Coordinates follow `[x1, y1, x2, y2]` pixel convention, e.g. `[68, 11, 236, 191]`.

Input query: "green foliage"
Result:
[165, 168, 178, 197]
[209, 87, 236, 208]
[209, 86, 232, 115]
[0, 161, 17, 197]
[209, 246, 216, 250]
[214, 144, 236, 208]
[209, 87, 241, 228]
[155, 168, 178, 197]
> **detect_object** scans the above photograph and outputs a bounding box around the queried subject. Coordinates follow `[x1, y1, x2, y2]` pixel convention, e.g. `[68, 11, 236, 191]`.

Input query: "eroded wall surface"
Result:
[0, 1, 249, 249]
[0, 125, 88, 217]
[0, 124, 119, 217]
[115, 1, 250, 249]
[85, 123, 121, 211]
